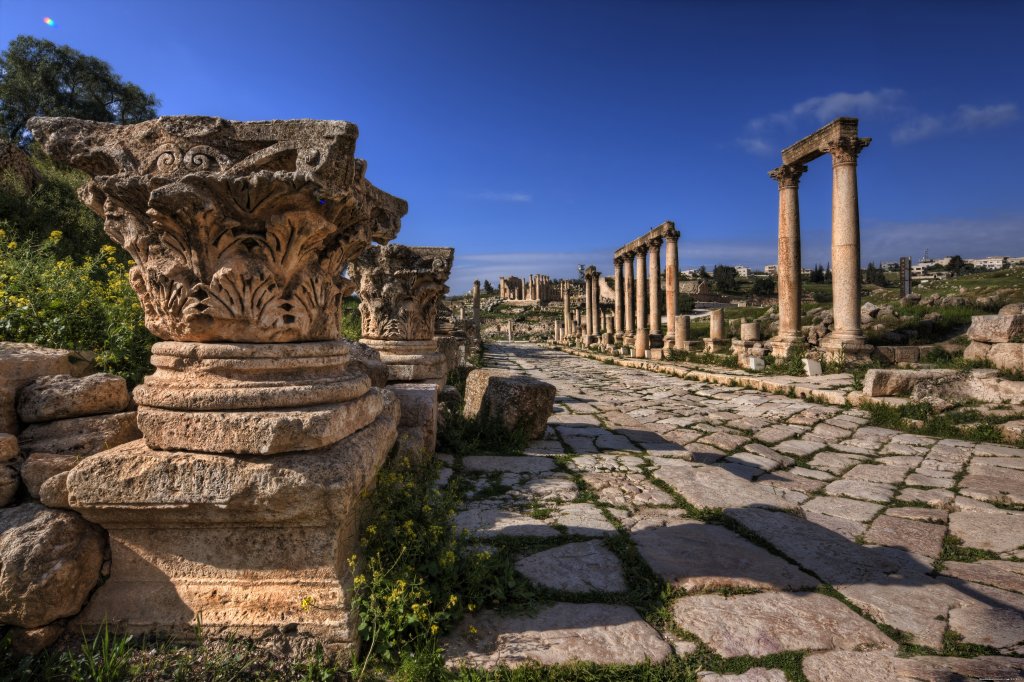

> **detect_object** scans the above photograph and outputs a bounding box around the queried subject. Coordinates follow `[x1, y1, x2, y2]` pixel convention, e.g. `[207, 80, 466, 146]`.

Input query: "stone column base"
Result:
[391, 382, 438, 463]
[66, 394, 399, 659]
[769, 336, 806, 359]
[820, 335, 874, 363]
[134, 341, 380, 455]
[674, 340, 702, 353]
[703, 338, 730, 353]
[361, 339, 447, 383]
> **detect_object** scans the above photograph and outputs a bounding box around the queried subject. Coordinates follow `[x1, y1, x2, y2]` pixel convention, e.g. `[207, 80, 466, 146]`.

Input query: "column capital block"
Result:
[769, 164, 808, 189]
[826, 137, 871, 165]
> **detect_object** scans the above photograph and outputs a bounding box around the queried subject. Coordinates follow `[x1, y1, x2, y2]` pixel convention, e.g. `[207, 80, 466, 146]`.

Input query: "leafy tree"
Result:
[696, 265, 709, 280]
[712, 265, 738, 293]
[483, 279, 494, 294]
[809, 264, 826, 284]
[864, 262, 887, 286]
[946, 255, 969, 276]
[751, 277, 775, 296]
[0, 35, 158, 143]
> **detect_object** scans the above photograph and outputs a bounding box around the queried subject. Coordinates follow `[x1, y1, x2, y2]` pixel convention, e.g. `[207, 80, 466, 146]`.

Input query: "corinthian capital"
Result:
[28, 115, 408, 343]
[768, 164, 808, 189]
[352, 244, 454, 342]
[826, 137, 871, 165]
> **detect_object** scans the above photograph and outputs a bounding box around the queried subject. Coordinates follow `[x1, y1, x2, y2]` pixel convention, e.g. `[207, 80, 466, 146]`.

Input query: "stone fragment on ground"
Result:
[671, 591, 893, 657]
[514, 540, 626, 593]
[443, 602, 671, 669]
[462, 369, 556, 440]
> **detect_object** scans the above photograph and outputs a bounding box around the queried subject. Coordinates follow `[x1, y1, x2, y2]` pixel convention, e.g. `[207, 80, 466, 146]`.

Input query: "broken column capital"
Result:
[28, 116, 408, 344]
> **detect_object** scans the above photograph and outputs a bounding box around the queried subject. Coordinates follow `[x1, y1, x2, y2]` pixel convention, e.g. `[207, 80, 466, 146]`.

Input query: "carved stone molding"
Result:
[353, 244, 454, 343]
[769, 164, 809, 189]
[27, 116, 407, 343]
[826, 137, 871, 165]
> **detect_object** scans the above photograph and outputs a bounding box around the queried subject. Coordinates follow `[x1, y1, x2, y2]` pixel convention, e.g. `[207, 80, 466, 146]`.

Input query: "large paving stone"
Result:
[514, 541, 626, 593]
[803, 650, 1024, 682]
[863, 514, 946, 558]
[958, 460, 1024, 505]
[941, 560, 1024, 593]
[843, 463, 909, 485]
[897, 486, 954, 508]
[462, 455, 556, 474]
[443, 602, 671, 669]
[651, 459, 796, 511]
[802, 495, 882, 523]
[567, 453, 645, 473]
[580, 471, 675, 507]
[824, 479, 895, 503]
[549, 503, 616, 536]
[698, 670, 787, 682]
[454, 502, 559, 538]
[949, 509, 1024, 553]
[945, 580, 1024, 649]
[837, 580, 963, 649]
[807, 451, 867, 475]
[671, 591, 893, 658]
[508, 473, 578, 503]
[632, 519, 817, 592]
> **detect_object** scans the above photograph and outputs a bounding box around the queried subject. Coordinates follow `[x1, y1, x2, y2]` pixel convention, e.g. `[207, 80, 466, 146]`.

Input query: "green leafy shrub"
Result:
[0, 234, 154, 384]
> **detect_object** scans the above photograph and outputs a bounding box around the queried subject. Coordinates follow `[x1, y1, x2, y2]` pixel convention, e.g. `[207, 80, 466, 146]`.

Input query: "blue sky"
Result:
[2, 0, 1022, 293]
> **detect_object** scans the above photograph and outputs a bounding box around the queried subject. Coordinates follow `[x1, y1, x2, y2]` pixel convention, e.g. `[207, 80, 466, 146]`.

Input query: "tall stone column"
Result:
[635, 245, 649, 337]
[825, 137, 871, 353]
[665, 228, 679, 342]
[768, 164, 807, 356]
[613, 258, 624, 341]
[623, 254, 635, 341]
[472, 280, 481, 322]
[589, 268, 601, 336]
[583, 269, 594, 338]
[562, 282, 571, 339]
[648, 238, 662, 336]
[29, 115, 407, 656]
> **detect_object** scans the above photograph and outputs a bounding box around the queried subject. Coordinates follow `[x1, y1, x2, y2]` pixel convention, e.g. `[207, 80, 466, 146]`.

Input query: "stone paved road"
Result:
[442, 343, 1024, 680]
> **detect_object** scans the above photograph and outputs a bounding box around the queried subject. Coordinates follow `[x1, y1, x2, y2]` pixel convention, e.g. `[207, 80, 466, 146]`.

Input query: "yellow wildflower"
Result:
[430, 624, 439, 635]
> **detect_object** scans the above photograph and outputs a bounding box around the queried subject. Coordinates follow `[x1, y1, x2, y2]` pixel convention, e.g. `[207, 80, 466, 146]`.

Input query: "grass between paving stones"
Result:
[862, 400, 1023, 447]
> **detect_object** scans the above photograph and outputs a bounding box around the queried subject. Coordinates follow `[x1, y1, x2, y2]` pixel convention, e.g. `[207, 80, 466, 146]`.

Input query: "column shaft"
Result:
[614, 260, 624, 336]
[770, 165, 806, 345]
[830, 139, 869, 342]
[635, 247, 648, 334]
[648, 241, 661, 334]
[624, 256, 635, 336]
[665, 236, 679, 340]
[584, 276, 593, 337]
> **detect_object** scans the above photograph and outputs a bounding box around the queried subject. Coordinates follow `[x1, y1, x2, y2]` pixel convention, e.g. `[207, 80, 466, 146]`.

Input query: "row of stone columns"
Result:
[613, 226, 680, 350]
[498, 274, 554, 302]
[769, 129, 870, 359]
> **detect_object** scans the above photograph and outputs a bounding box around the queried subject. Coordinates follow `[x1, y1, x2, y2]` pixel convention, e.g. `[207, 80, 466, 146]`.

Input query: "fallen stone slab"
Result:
[949, 509, 1024, 553]
[632, 519, 817, 592]
[514, 541, 626, 593]
[861, 369, 957, 398]
[16, 373, 128, 424]
[443, 602, 671, 669]
[671, 591, 893, 658]
[968, 314, 1024, 343]
[463, 369, 556, 440]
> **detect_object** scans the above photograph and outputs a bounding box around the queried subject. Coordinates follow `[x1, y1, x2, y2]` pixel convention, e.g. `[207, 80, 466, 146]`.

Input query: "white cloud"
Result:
[736, 136, 773, 155]
[892, 103, 1018, 143]
[472, 191, 532, 203]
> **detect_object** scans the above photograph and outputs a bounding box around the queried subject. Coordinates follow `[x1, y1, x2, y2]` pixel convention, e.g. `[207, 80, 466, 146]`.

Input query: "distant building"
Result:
[967, 256, 1007, 270]
[1008, 256, 1024, 267]
[735, 265, 751, 278]
[880, 261, 899, 272]
[765, 264, 777, 276]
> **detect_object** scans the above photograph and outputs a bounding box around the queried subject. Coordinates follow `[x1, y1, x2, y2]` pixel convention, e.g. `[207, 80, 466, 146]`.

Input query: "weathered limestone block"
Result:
[17, 373, 128, 424]
[463, 369, 555, 440]
[353, 244, 454, 383]
[67, 394, 398, 656]
[18, 412, 141, 458]
[39, 471, 71, 510]
[0, 503, 104, 629]
[0, 434, 17, 464]
[20, 452, 79, 498]
[987, 342, 1024, 371]
[861, 368, 957, 397]
[391, 382, 439, 461]
[967, 314, 1024, 343]
[0, 343, 93, 433]
[963, 340, 991, 362]
[0, 465, 17, 507]
[740, 321, 761, 342]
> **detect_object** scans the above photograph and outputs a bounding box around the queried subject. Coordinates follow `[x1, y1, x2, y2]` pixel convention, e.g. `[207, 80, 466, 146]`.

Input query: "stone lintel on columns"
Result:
[781, 117, 861, 166]
[613, 220, 676, 260]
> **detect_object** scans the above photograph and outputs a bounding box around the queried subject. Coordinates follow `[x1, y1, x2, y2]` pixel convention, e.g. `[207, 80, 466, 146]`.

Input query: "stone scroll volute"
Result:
[27, 116, 408, 343]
